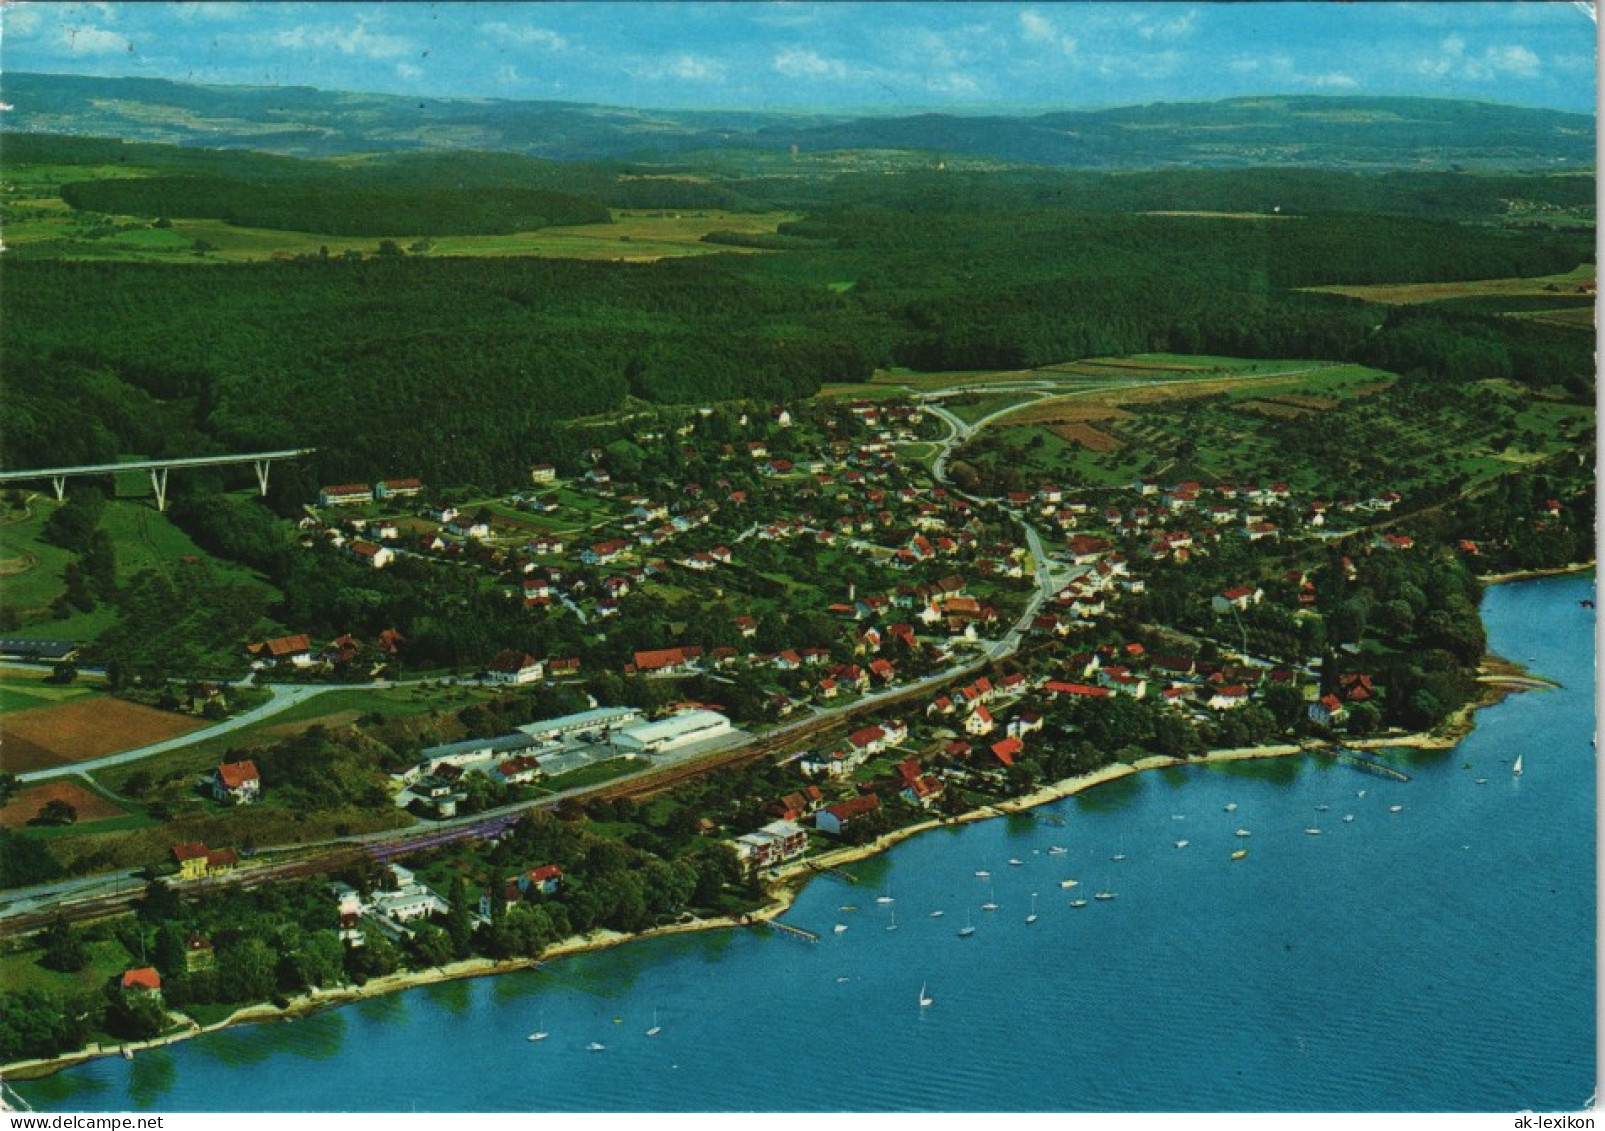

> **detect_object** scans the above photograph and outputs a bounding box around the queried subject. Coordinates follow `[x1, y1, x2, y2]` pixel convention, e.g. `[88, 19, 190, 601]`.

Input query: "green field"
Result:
[0, 667, 102, 715]
[3, 165, 802, 265]
[0, 939, 138, 1000]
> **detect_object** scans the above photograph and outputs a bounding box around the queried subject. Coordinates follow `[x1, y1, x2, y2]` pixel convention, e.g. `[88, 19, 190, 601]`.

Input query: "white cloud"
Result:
[494, 63, 520, 85]
[4, 4, 44, 36]
[395, 62, 423, 81]
[1419, 35, 1542, 82]
[1485, 44, 1541, 77]
[773, 48, 847, 79]
[926, 72, 980, 95]
[57, 23, 131, 55]
[1018, 9, 1076, 55]
[274, 20, 411, 60]
[633, 54, 725, 82]
[1305, 72, 1358, 89]
[1137, 9, 1197, 41]
[1227, 57, 1260, 74]
[171, 3, 247, 22]
[481, 22, 568, 51]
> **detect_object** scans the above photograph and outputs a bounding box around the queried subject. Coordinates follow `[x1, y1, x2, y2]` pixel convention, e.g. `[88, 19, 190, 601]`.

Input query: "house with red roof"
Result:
[121, 967, 163, 998]
[965, 703, 996, 736]
[1308, 694, 1348, 727]
[210, 760, 261, 805]
[1043, 681, 1110, 700]
[247, 633, 313, 666]
[487, 650, 545, 685]
[988, 737, 1023, 767]
[815, 794, 882, 837]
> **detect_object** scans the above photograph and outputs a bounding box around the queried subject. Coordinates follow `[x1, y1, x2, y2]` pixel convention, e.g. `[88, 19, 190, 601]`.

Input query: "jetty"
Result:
[1319, 748, 1411, 782]
[808, 862, 860, 884]
[765, 921, 819, 944]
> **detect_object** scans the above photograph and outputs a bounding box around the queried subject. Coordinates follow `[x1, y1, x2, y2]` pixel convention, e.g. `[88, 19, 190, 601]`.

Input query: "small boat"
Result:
[1476, 778, 1488, 784]
[1171, 814, 1186, 821]
[833, 924, 848, 934]
[1093, 889, 1116, 902]
[1389, 805, 1403, 813]
[974, 870, 991, 878]
[928, 909, 945, 918]
[1068, 893, 1089, 908]
[1025, 892, 1039, 924]
[1048, 845, 1069, 856]
[1059, 878, 1079, 889]
[886, 909, 898, 931]
[587, 1042, 607, 1052]
[1315, 805, 1330, 812]
[646, 1010, 662, 1037]
[1175, 840, 1189, 849]
[836, 976, 851, 983]
[839, 905, 858, 912]
[981, 883, 999, 912]
[1513, 754, 1523, 777]
[1230, 849, 1248, 861]
[876, 894, 895, 905]
[1304, 827, 1322, 836]
[919, 982, 933, 1008]
[958, 910, 976, 937]
[1342, 814, 1355, 823]
[1224, 802, 1238, 812]
[527, 1012, 549, 1042]
[1357, 789, 1367, 798]
[1235, 828, 1252, 838]
[1007, 858, 1024, 866]
[121, 1048, 134, 1060]
[1110, 853, 1127, 862]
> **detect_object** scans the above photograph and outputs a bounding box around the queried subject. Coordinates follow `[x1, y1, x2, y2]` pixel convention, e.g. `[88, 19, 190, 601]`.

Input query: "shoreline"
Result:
[6, 573, 1578, 1083]
[1476, 560, 1595, 586]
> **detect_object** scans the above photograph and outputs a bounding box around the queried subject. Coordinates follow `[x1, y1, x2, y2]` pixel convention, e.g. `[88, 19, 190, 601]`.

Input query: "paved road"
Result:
[15, 679, 432, 783]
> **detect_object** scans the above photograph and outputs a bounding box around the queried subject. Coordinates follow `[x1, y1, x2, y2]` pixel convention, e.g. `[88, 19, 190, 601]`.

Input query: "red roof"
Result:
[824, 794, 882, 822]
[206, 847, 238, 868]
[1043, 681, 1110, 698]
[529, 864, 563, 883]
[634, 647, 691, 671]
[122, 967, 162, 992]
[849, 725, 887, 749]
[216, 760, 260, 789]
[253, 634, 311, 658]
[172, 842, 209, 862]
[989, 737, 1023, 765]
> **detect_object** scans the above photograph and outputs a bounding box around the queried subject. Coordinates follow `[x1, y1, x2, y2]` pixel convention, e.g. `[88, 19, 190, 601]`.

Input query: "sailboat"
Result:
[1230, 849, 1248, 861]
[1235, 828, 1252, 838]
[646, 1010, 662, 1037]
[1007, 858, 1024, 866]
[981, 883, 999, 912]
[1175, 840, 1189, 848]
[1342, 814, 1355, 823]
[928, 909, 945, 918]
[1068, 890, 1089, 908]
[587, 1041, 607, 1052]
[919, 982, 933, 1008]
[833, 923, 848, 934]
[1093, 887, 1116, 902]
[1026, 892, 1039, 924]
[876, 886, 895, 904]
[886, 907, 898, 931]
[1513, 754, 1523, 776]
[1047, 845, 1069, 856]
[958, 909, 976, 937]
[1224, 801, 1238, 812]
[527, 1010, 549, 1042]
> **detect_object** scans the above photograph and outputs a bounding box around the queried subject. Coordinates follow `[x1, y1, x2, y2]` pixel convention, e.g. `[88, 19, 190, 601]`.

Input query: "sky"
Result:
[0, 2, 1597, 114]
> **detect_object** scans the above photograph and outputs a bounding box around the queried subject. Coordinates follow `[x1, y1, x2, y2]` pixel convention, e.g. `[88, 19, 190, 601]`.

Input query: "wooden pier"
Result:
[765, 921, 819, 943]
[1319, 748, 1411, 782]
[808, 861, 860, 883]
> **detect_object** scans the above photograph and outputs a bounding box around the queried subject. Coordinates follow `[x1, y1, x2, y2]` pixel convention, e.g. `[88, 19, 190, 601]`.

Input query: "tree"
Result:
[45, 661, 78, 685]
[218, 937, 278, 1003]
[0, 773, 18, 806]
[34, 799, 77, 826]
[40, 918, 89, 973]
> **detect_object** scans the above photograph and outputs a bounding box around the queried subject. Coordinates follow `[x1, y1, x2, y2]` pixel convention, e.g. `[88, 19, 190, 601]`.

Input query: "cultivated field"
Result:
[0, 697, 203, 772]
[0, 779, 130, 829]
[0, 669, 101, 715]
[1303, 263, 1595, 305]
[1051, 422, 1123, 451]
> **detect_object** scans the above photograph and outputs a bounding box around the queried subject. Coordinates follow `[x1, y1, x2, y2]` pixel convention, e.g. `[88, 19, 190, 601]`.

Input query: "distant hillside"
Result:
[1, 73, 1592, 171]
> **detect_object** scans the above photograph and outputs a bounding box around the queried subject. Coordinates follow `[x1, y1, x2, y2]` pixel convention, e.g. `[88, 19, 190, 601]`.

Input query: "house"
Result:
[375, 477, 424, 500]
[171, 842, 212, 881]
[121, 967, 163, 999]
[965, 704, 996, 736]
[210, 760, 261, 805]
[1007, 711, 1044, 738]
[896, 760, 945, 808]
[582, 539, 629, 565]
[1042, 681, 1111, 700]
[815, 794, 882, 837]
[632, 647, 700, 675]
[735, 820, 809, 870]
[988, 737, 1023, 767]
[771, 787, 826, 821]
[1207, 685, 1251, 710]
[487, 650, 545, 685]
[349, 540, 394, 569]
[493, 755, 544, 785]
[183, 932, 215, 973]
[1216, 586, 1263, 612]
[1308, 694, 1348, 727]
[248, 633, 313, 666]
[319, 484, 373, 507]
[529, 464, 558, 483]
[848, 725, 889, 758]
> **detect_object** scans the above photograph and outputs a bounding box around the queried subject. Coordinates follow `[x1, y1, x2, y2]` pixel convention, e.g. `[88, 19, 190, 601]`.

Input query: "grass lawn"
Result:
[948, 392, 1044, 425]
[0, 939, 137, 1000]
[543, 757, 640, 792]
[0, 669, 102, 715]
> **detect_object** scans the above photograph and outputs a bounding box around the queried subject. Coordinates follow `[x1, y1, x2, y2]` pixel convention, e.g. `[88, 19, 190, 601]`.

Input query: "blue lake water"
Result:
[17, 573, 1596, 1112]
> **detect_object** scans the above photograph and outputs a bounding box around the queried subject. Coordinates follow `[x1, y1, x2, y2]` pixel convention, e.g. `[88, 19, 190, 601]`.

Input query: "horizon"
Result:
[0, 2, 1596, 116]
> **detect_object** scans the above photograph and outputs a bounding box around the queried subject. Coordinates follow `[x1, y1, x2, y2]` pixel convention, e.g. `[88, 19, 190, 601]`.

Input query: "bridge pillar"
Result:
[253, 460, 271, 496]
[149, 467, 169, 512]
[51, 476, 67, 502]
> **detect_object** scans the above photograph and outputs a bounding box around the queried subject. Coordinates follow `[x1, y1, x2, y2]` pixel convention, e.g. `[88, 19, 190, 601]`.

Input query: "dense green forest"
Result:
[7, 160, 1591, 490]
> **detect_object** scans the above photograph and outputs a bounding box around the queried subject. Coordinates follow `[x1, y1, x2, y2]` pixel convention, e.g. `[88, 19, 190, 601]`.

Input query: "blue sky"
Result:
[1, 2, 1596, 114]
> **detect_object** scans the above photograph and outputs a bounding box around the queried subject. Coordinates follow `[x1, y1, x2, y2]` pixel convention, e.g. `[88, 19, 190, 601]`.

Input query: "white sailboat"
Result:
[1068, 890, 1089, 908]
[1235, 828, 1252, 838]
[919, 982, 933, 1008]
[1513, 754, 1524, 776]
[1175, 839, 1189, 848]
[646, 1010, 662, 1037]
[886, 907, 898, 931]
[587, 1041, 607, 1052]
[1025, 892, 1039, 924]
[527, 1010, 549, 1042]
[981, 883, 999, 912]
[833, 923, 848, 934]
[958, 909, 976, 937]
[1224, 801, 1238, 812]
[929, 909, 945, 918]
[1048, 845, 1069, 856]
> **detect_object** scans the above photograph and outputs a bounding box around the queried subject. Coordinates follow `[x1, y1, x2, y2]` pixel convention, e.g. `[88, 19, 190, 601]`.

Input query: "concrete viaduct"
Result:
[0, 449, 316, 511]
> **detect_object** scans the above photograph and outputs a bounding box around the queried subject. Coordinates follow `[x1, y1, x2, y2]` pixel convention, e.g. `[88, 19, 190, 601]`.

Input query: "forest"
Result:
[5, 156, 1593, 490]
